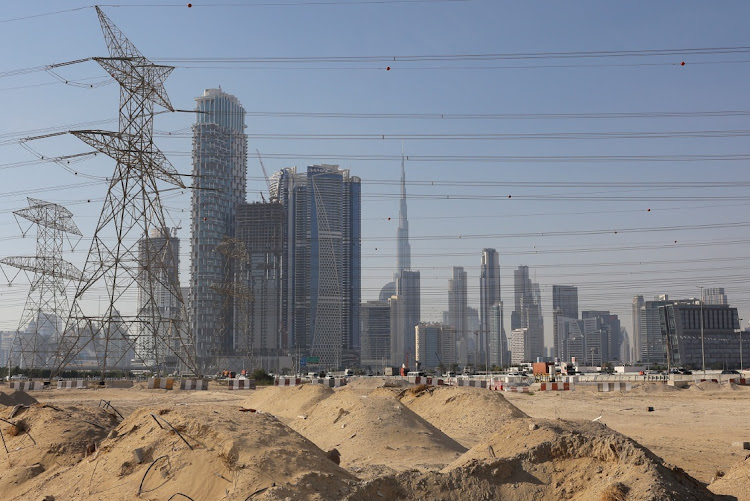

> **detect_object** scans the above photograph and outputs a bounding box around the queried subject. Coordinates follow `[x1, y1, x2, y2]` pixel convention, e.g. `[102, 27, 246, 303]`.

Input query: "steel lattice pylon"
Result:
[52, 7, 197, 377]
[0, 198, 82, 370]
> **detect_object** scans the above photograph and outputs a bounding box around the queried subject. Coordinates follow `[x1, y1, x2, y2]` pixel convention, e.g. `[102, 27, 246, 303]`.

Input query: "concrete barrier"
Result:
[147, 377, 174, 390]
[727, 378, 747, 385]
[227, 378, 256, 390]
[310, 377, 346, 387]
[667, 380, 689, 388]
[694, 378, 719, 384]
[57, 380, 89, 390]
[179, 379, 209, 390]
[597, 382, 631, 392]
[540, 382, 575, 391]
[9, 381, 44, 391]
[488, 380, 530, 392]
[274, 377, 302, 387]
[457, 378, 487, 389]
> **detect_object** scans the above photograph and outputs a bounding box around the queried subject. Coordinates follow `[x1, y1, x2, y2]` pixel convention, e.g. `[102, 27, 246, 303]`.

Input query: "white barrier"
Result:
[179, 379, 209, 390]
[147, 377, 174, 390]
[228, 378, 257, 390]
[309, 377, 346, 387]
[57, 380, 89, 390]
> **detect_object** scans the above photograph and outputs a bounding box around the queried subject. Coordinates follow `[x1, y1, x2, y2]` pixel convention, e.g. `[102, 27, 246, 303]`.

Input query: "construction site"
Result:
[0, 376, 749, 500]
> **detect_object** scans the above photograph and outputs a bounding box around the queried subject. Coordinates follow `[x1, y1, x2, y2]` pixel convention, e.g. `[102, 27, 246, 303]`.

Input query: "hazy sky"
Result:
[1, 1, 749, 349]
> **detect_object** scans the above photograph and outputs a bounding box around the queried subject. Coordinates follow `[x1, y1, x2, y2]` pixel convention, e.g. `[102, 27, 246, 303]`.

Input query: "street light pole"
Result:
[698, 286, 705, 377]
[739, 318, 744, 372]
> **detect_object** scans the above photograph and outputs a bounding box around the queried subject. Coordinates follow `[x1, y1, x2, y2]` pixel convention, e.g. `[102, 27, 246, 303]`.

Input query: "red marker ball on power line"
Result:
[647, 208, 651, 212]
[386, 66, 390, 71]
[187, 3, 192, 7]
[680, 61, 685, 66]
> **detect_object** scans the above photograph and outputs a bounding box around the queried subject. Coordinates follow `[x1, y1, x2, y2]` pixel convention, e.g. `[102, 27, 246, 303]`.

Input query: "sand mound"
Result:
[348, 418, 717, 500]
[0, 403, 116, 498]
[344, 376, 410, 390]
[691, 381, 723, 392]
[0, 391, 38, 407]
[289, 385, 466, 478]
[710, 454, 750, 500]
[632, 383, 683, 393]
[8, 404, 356, 501]
[399, 386, 527, 448]
[242, 384, 334, 422]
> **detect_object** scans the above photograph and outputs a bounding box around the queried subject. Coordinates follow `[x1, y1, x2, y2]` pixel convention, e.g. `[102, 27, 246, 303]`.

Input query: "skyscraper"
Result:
[488, 301, 509, 368]
[190, 89, 247, 364]
[513, 265, 544, 361]
[389, 270, 421, 368]
[360, 300, 391, 370]
[702, 287, 728, 305]
[552, 285, 578, 360]
[272, 165, 361, 368]
[415, 322, 456, 370]
[479, 249, 501, 365]
[447, 266, 468, 365]
[235, 201, 285, 367]
[396, 149, 411, 277]
[640, 296, 673, 366]
[632, 295, 644, 363]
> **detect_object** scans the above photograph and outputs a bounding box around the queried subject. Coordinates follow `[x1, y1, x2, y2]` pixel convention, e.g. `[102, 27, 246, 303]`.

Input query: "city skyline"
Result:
[0, 2, 749, 354]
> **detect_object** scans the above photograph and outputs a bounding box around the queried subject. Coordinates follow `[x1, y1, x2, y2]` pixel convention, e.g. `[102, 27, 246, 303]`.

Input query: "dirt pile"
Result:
[632, 383, 684, 394]
[348, 418, 720, 501]
[399, 385, 527, 447]
[288, 385, 466, 478]
[0, 390, 38, 407]
[9, 404, 357, 501]
[0, 402, 115, 497]
[242, 383, 334, 422]
[710, 454, 750, 500]
[691, 381, 723, 392]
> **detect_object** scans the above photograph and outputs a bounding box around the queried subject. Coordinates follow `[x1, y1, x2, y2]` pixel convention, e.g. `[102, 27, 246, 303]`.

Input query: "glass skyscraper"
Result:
[272, 165, 361, 368]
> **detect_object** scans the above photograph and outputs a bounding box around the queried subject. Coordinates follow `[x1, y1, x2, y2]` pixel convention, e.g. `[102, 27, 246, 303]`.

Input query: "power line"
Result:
[153, 129, 750, 141]
[154, 45, 750, 64]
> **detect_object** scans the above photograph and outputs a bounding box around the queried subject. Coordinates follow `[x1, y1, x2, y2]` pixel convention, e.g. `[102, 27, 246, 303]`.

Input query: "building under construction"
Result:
[235, 201, 285, 370]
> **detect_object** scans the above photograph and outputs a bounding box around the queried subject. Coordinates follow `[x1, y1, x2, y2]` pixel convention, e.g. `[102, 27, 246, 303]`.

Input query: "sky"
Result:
[0, 0, 749, 351]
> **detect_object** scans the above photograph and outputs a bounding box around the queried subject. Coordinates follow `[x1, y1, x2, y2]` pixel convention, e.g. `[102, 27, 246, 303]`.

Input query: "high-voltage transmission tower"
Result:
[51, 7, 197, 377]
[209, 237, 254, 372]
[0, 198, 82, 370]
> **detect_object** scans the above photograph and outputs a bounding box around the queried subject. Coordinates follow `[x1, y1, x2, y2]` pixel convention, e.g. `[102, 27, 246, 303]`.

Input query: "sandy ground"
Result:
[0, 379, 746, 500]
[502, 382, 750, 485]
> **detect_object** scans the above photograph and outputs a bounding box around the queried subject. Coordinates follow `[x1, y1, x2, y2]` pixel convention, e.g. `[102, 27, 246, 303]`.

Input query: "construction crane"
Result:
[255, 149, 276, 202]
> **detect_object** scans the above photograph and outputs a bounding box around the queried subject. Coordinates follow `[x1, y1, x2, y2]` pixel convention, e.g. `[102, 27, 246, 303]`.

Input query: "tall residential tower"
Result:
[190, 89, 247, 364]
